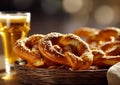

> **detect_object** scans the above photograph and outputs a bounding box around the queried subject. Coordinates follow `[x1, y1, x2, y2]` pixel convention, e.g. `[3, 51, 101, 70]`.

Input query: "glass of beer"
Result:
[0, 12, 31, 74]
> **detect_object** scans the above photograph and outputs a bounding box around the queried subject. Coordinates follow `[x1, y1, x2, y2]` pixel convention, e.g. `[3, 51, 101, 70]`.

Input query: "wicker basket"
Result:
[15, 61, 108, 85]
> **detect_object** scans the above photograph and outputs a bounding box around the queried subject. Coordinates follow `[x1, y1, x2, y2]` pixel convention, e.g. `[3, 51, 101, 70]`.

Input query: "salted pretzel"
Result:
[92, 41, 120, 67]
[38, 32, 93, 70]
[14, 34, 45, 67]
[14, 34, 64, 68]
[100, 41, 120, 56]
[87, 27, 120, 47]
[74, 27, 99, 41]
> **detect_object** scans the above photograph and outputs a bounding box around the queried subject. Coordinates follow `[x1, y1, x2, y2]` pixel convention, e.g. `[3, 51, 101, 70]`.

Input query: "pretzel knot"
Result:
[38, 32, 93, 70]
[15, 34, 58, 66]
[87, 27, 120, 48]
[92, 41, 120, 67]
[14, 34, 45, 67]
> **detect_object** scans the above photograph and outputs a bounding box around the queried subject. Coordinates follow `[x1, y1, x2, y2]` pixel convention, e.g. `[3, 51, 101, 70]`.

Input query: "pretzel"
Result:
[87, 27, 120, 47]
[13, 34, 47, 67]
[74, 27, 99, 41]
[100, 41, 120, 56]
[38, 32, 93, 70]
[15, 34, 62, 67]
[92, 41, 120, 67]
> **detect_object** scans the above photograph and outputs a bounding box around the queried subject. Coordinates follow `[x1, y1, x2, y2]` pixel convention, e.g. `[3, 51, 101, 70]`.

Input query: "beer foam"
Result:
[0, 15, 30, 23]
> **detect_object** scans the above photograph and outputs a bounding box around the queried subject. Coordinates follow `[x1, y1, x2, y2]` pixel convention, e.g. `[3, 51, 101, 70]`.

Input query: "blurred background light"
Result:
[62, 13, 89, 33]
[1, 0, 120, 54]
[94, 5, 115, 26]
[63, 0, 83, 14]
[62, 0, 93, 33]
[81, 0, 93, 13]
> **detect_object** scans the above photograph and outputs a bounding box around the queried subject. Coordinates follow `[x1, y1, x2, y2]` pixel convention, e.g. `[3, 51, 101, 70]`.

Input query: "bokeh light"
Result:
[94, 5, 115, 26]
[63, 0, 83, 14]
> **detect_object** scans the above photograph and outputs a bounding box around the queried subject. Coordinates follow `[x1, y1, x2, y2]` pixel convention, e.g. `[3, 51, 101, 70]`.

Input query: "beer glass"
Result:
[0, 12, 31, 74]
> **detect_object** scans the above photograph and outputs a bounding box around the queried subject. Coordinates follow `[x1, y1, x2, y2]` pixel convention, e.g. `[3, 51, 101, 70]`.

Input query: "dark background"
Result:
[1, 0, 120, 34]
[0, 0, 120, 54]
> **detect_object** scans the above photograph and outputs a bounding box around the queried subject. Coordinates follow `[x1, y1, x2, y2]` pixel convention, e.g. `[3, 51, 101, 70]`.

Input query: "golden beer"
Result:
[0, 13, 30, 65]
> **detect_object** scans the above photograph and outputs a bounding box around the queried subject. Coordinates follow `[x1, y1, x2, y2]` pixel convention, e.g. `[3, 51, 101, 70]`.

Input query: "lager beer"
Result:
[0, 12, 30, 72]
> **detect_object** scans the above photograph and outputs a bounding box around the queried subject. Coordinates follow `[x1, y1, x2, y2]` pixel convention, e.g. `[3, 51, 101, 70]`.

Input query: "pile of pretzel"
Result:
[14, 27, 120, 70]
[74, 27, 120, 68]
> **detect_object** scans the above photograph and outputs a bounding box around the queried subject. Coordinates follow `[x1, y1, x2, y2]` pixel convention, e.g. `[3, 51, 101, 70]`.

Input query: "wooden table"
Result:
[0, 56, 19, 85]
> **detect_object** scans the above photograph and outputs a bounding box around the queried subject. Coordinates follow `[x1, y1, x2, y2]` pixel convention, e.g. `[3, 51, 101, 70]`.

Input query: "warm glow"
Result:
[63, 0, 83, 14]
[2, 74, 11, 80]
[2, 71, 16, 80]
[5, 58, 11, 74]
[94, 5, 115, 25]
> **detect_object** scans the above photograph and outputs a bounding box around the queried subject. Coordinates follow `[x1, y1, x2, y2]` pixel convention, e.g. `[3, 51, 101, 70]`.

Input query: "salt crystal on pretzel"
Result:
[38, 32, 93, 70]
